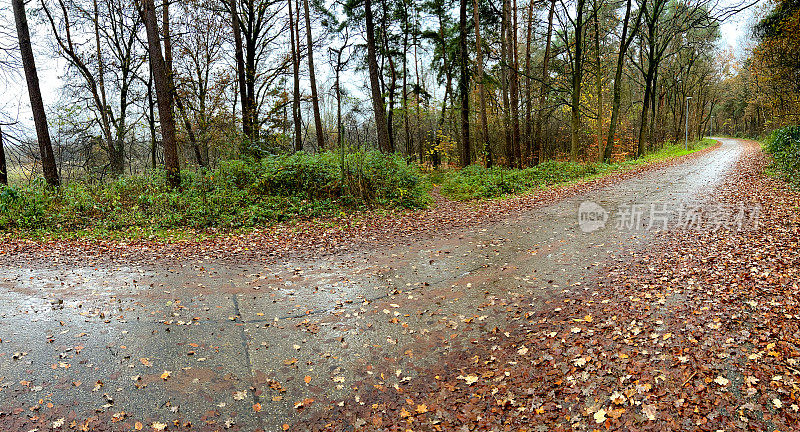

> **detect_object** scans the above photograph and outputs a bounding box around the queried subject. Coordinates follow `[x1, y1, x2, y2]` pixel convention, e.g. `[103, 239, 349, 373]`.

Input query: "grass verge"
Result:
[0, 151, 429, 239]
[0, 139, 716, 240]
[438, 138, 717, 201]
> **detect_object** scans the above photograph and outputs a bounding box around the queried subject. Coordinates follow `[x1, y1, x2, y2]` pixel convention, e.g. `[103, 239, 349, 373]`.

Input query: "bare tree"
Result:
[364, 0, 391, 153]
[523, 0, 534, 164]
[570, 0, 587, 162]
[228, 0, 250, 145]
[303, 0, 325, 149]
[533, 0, 556, 164]
[225, 0, 292, 152]
[602, 0, 643, 161]
[13, 0, 59, 186]
[138, 0, 180, 187]
[458, 0, 470, 166]
[507, 0, 521, 167]
[289, 0, 303, 151]
[0, 125, 7, 185]
[473, 0, 490, 166]
[41, 0, 144, 176]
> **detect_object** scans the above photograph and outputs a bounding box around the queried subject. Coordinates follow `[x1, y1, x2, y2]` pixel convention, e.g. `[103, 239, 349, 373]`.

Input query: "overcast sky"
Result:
[0, 1, 763, 138]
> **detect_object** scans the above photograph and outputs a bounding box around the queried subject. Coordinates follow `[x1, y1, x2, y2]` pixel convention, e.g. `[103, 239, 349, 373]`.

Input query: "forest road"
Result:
[0, 138, 746, 431]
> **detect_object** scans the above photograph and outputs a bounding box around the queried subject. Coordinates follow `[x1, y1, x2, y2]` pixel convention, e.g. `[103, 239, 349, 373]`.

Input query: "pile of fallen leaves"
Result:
[305, 140, 800, 431]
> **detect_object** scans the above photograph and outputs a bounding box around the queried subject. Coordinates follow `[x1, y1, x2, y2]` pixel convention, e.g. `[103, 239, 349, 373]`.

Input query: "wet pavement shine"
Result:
[0, 138, 743, 431]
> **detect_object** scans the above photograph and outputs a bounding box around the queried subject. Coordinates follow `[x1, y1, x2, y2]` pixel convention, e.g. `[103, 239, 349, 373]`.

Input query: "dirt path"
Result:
[0, 138, 747, 431]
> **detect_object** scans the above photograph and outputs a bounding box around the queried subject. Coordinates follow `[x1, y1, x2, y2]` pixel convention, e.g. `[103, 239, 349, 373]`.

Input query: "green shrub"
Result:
[440, 161, 613, 200]
[0, 151, 430, 234]
[438, 139, 714, 201]
[256, 152, 340, 198]
[765, 126, 800, 186]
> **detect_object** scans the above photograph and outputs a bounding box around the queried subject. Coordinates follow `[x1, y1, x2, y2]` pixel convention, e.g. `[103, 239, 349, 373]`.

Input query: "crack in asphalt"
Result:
[230, 294, 265, 431]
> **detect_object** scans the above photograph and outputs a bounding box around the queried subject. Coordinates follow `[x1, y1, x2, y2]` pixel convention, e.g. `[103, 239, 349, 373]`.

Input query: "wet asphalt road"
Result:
[0, 138, 743, 431]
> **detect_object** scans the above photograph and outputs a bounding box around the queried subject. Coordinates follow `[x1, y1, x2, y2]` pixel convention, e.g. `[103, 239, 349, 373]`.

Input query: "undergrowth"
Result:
[438, 139, 715, 200]
[0, 151, 429, 235]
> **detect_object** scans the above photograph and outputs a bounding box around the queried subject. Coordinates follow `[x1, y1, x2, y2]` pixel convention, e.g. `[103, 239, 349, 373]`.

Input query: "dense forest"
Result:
[716, 0, 800, 137]
[1, 0, 772, 185]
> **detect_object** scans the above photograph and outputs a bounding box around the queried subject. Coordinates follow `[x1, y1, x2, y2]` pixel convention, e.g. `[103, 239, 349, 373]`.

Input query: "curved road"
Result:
[0, 138, 745, 431]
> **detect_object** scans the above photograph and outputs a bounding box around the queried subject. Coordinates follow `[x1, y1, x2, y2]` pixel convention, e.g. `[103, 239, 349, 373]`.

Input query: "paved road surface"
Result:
[0, 138, 743, 431]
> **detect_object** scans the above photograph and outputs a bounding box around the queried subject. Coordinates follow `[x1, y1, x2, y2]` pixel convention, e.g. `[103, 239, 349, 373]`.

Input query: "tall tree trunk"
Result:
[500, 0, 512, 166]
[229, 0, 250, 145]
[508, 0, 521, 167]
[649, 69, 658, 148]
[335, 69, 343, 148]
[402, 27, 411, 155]
[289, 0, 303, 152]
[637, 11, 661, 158]
[473, 0, 491, 166]
[570, 0, 586, 163]
[534, 0, 555, 164]
[303, 0, 325, 149]
[364, 0, 391, 152]
[380, 0, 396, 153]
[637, 62, 655, 157]
[435, 11, 453, 166]
[459, 0, 471, 166]
[603, 0, 638, 162]
[147, 71, 158, 169]
[140, 0, 180, 188]
[414, 19, 424, 164]
[385, 43, 397, 152]
[523, 0, 534, 165]
[592, 0, 603, 160]
[13, 0, 59, 187]
[163, 0, 203, 167]
[0, 126, 7, 185]
[437, 63, 453, 167]
[162, 0, 172, 82]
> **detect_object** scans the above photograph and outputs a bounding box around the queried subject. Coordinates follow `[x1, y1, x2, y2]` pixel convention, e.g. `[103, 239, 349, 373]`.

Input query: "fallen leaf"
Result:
[642, 404, 657, 420]
[457, 374, 479, 385]
[593, 408, 607, 423]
